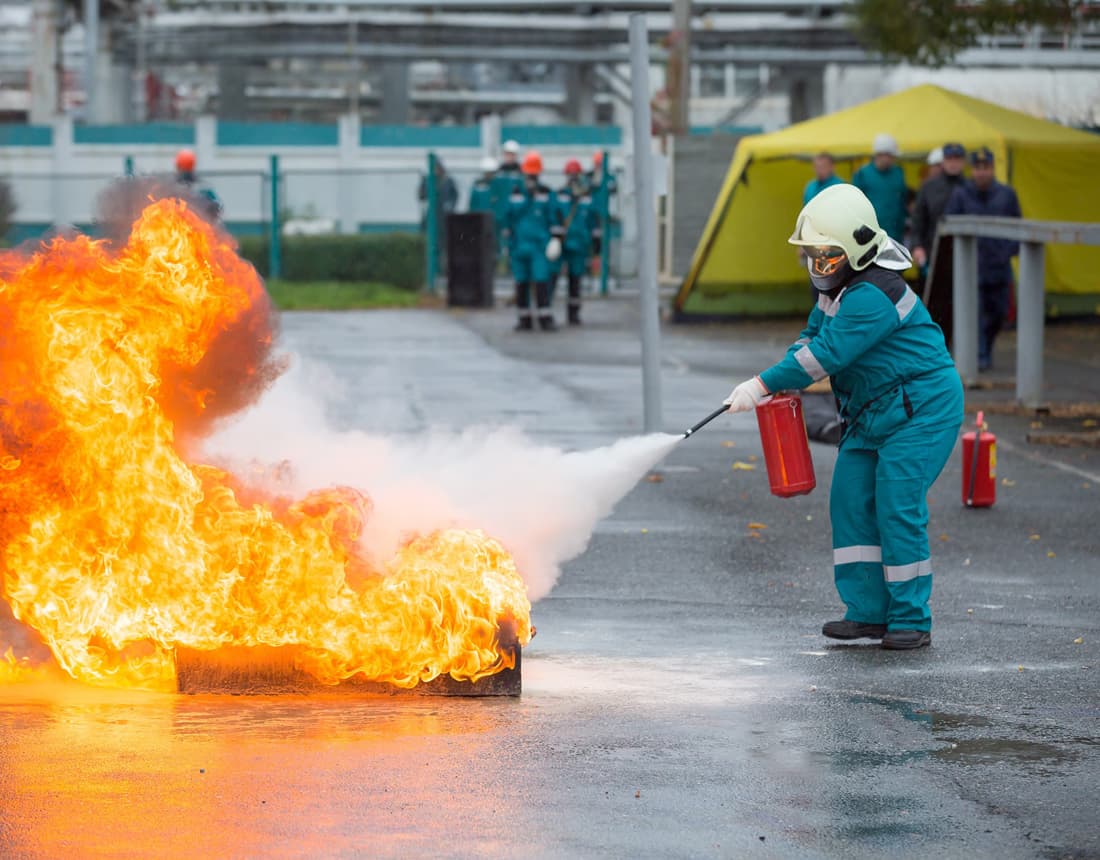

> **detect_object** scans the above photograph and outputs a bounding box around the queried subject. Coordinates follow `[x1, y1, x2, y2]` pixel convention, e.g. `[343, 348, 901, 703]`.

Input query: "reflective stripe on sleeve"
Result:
[895, 286, 918, 320]
[794, 345, 828, 381]
[884, 559, 932, 582]
[833, 545, 882, 565]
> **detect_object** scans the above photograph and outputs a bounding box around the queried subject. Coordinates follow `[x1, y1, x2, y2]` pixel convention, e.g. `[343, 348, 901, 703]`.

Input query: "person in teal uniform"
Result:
[723, 184, 963, 650]
[802, 152, 843, 205]
[550, 158, 599, 325]
[468, 156, 497, 214]
[506, 151, 560, 332]
[492, 140, 525, 268]
[852, 133, 910, 243]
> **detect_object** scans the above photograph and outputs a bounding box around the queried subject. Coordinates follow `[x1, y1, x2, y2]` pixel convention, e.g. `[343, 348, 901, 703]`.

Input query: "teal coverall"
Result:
[852, 163, 909, 243]
[505, 180, 559, 326]
[468, 177, 494, 214]
[759, 267, 963, 632]
[551, 184, 598, 323]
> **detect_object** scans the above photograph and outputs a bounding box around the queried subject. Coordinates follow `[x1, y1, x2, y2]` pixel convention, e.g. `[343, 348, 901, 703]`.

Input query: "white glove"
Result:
[545, 237, 562, 261]
[723, 376, 770, 413]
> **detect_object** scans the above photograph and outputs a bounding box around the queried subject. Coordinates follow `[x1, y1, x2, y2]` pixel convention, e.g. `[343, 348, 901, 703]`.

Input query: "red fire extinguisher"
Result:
[756, 394, 816, 497]
[962, 410, 996, 507]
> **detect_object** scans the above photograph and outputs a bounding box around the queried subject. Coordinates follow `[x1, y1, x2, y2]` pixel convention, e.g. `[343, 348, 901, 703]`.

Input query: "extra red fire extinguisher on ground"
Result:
[962, 410, 997, 508]
[756, 394, 817, 497]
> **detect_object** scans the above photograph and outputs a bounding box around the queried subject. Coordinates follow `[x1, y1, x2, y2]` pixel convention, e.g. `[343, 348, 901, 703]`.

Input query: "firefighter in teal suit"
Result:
[506, 151, 559, 331]
[551, 158, 598, 325]
[723, 184, 963, 650]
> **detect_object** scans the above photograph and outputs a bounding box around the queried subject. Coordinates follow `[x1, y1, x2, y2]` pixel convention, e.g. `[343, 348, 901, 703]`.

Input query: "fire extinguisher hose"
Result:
[966, 410, 984, 506]
[682, 405, 730, 439]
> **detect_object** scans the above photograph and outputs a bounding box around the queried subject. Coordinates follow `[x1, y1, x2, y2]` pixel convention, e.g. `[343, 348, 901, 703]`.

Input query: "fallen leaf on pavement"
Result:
[938, 533, 949, 542]
[1083, 419, 1098, 428]
[732, 461, 756, 471]
[1030, 420, 1044, 429]
[747, 522, 768, 530]
[747, 454, 759, 462]
[1074, 636, 1084, 645]
[1047, 551, 1056, 558]
[1029, 534, 1041, 541]
[1001, 478, 1016, 487]
[721, 440, 736, 448]
[645, 472, 664, 483]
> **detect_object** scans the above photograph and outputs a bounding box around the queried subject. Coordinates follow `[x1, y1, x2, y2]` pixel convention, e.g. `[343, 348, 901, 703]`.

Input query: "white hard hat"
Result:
[788, 183, 910, 272]
[502, 140, 521, 155]
[480, 155, 497, 172]
[872, 133, 899, 156]
[926, 146, 943, 166]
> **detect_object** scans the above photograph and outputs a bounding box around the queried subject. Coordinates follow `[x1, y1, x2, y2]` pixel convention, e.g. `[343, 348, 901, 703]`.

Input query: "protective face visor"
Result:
[805, 245, 847, 278]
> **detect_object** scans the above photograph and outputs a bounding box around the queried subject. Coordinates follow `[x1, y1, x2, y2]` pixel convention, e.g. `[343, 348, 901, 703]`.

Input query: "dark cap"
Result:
[942, 142, 966, 158]
[970, 146, 994, 165]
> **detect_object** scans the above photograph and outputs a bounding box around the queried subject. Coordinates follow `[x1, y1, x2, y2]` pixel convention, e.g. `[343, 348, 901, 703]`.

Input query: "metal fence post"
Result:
[1016, 240, 1046, 408]
[599, 148, 611, 297]
[268, 154, 282, 280]
[425, 151, 439, 292]
[629, 14, 663, 433]
[952, 234, 978, 384]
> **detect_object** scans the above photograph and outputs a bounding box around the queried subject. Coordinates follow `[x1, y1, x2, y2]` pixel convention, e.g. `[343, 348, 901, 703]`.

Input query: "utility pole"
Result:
[29, 0, 59, 122]
[629, 14, 663, 433]
[667, 0, 692, 135]
[83, 0, 99, 121]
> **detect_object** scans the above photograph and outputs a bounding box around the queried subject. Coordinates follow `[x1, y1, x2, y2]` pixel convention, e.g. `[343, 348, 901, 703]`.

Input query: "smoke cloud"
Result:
[202, 359, 679, 601]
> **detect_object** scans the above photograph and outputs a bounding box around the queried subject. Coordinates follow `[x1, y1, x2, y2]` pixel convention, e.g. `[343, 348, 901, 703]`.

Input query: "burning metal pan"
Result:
[175, 629, 521, 698]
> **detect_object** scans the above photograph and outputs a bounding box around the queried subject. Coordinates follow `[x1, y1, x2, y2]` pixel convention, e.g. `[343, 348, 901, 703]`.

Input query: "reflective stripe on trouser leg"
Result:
[515, 282, 532, 317]
[830, 446, 889, 624]
[874, 412, 961, 631]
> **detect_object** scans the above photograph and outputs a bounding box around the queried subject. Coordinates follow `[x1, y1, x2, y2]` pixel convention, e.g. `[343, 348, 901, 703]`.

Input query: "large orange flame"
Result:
[0, 199, 531, 691]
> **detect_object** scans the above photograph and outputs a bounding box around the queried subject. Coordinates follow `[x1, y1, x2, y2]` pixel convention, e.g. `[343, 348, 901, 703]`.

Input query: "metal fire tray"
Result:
[175, 635, 521, 698]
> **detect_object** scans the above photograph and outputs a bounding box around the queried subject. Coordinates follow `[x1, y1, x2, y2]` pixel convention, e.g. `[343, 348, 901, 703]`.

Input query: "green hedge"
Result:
[237, 232, 424, 290]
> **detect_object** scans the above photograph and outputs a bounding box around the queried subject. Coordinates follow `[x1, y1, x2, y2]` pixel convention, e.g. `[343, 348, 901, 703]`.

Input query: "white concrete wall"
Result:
[0, 116, 626, 234]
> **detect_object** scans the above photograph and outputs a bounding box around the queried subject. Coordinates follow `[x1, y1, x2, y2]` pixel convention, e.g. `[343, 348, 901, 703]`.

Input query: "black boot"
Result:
[535, 282, 556, 330]
[822, 620, 887, 640]
[567, 274, 582, 325]
[882, 629, 931, 650]
[514, 282, 533, 331]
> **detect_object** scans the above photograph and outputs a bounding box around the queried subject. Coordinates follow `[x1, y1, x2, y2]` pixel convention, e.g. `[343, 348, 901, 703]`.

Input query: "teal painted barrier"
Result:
[501, 125, 621, 147]
[358, 222, 420, 234]
[361, 125, 479, 148]
[74, 123, 195, 145]
[0, 125, 52, 147]
[689, 124, 763, 136]
[218, 122, 339, 147]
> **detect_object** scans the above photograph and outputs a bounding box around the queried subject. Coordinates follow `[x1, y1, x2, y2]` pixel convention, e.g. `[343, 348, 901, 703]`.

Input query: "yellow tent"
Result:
[675, 84, 1100, 318]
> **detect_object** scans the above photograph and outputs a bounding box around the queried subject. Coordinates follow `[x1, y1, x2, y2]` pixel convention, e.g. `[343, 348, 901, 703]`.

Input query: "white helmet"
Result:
[872, 133, 898, 156]
[789, 184, 911, 290]
[502, 140, 521, 155]
[926, 146, 943, 166]
[480, 155, 498, 172]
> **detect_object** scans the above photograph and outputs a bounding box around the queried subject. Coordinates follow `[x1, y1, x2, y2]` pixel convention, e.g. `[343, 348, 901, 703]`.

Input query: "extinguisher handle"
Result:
[683, 404, 730, 439]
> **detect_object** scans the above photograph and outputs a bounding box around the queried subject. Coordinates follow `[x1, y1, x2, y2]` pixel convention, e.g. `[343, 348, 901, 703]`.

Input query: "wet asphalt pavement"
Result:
[2, 297, 1098, 859]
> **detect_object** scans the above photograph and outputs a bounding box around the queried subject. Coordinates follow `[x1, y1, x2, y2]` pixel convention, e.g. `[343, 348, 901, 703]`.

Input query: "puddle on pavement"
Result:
[828, 693, 1085, 772]
[933, 737, 1075, 766]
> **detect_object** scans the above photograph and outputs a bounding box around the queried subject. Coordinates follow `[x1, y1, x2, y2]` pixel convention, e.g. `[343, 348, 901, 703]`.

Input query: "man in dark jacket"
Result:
[943, 147, 1022, 371]
[911, 142, 967, 271]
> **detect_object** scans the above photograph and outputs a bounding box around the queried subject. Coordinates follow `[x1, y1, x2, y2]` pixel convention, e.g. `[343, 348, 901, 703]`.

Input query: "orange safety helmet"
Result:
[175, 148, 197, 173]
[564, 158, 583, 175]
[521, 151, 543, 176]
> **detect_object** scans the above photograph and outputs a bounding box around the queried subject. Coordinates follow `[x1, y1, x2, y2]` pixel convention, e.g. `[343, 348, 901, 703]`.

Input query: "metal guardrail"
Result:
[938, 215, 1100, 409]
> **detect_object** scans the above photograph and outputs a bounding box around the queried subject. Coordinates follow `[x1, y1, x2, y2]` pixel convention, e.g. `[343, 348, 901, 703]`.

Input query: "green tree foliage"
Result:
[850, 0, 1079, 66]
